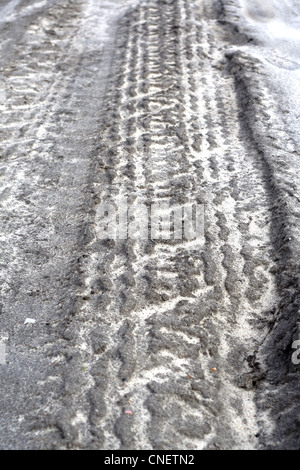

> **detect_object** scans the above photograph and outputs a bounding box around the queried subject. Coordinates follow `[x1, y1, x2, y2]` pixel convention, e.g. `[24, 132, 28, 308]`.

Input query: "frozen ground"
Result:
[0, 0, 299, 450]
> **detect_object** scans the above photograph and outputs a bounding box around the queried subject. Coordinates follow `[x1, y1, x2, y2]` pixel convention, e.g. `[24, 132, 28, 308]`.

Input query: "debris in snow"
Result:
[24, 318, 36, 325]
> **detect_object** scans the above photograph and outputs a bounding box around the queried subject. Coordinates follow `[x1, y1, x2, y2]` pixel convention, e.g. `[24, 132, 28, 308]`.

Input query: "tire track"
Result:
[0, 0, 137, 449]
[225, 47, 300, 449]
[0, 0, 298, 450]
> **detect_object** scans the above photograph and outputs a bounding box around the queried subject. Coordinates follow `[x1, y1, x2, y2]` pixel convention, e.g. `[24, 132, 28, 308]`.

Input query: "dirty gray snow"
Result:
[0, 0, 299, 450]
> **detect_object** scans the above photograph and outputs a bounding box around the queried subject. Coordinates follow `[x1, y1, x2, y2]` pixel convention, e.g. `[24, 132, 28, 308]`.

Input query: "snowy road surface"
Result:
[0, 0, 299, 449]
